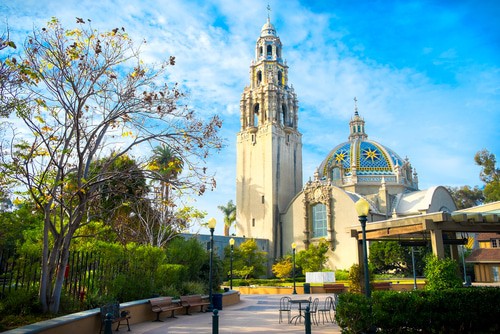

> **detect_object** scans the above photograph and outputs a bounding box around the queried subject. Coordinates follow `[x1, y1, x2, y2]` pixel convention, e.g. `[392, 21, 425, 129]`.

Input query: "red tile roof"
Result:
[466, 248, 500, 263]
[476, 233, 500, 241]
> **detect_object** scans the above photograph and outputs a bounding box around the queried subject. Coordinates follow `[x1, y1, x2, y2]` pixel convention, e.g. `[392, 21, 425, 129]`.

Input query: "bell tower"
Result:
[236, 16, 302, 258]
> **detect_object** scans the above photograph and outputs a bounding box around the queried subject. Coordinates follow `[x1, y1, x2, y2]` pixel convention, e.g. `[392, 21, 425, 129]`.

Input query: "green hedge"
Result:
[335, 287, 500, 333]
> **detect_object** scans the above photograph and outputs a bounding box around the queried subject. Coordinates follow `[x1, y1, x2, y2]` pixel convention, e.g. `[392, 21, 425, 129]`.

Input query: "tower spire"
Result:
[349, 97, 368, 141]
[267, 4, 271, 21]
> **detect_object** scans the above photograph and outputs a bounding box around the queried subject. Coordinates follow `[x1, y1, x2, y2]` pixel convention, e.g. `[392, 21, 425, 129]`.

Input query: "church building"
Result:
[235, 17, 457, 271]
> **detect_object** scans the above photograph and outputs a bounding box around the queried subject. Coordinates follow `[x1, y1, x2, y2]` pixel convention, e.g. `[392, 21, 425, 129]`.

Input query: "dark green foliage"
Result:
[336, 288, 500, 333]
[0, 287, 41, 316]
[424, 255, 462, 291]
[227, 239, 267, 279]
[369, 241, 430, 276]
[335, 292, 373, 334]
[348, 263, 374, 294]
[295, 238, 330, 273]
[0, 204, 43, 252]
[166, 237, 209, 281]
[165, 236, 223, 293]
[447, 185, 485, 209]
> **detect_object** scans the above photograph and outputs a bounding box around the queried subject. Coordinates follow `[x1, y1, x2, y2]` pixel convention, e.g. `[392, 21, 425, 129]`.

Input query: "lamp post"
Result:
[355, 198, 371, 298]
[292, 242, 297, 295]
[229, 238, 235, 290]
[207, 218, 217, 311]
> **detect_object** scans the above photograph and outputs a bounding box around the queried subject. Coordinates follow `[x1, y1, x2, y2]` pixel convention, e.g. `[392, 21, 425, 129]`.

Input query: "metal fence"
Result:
[0, 248, 118, 304]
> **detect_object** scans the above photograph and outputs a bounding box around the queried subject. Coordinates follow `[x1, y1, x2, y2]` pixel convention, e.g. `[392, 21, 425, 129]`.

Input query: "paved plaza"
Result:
[130, 294, 341, 333]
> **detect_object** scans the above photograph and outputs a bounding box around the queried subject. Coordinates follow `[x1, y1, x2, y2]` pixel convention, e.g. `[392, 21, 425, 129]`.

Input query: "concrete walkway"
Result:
[130, 294, 341, 333]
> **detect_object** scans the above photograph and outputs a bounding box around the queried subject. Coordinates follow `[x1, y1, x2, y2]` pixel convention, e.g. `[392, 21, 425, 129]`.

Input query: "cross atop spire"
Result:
[267, 4, 271, 21]
[354, 97, 359, 116]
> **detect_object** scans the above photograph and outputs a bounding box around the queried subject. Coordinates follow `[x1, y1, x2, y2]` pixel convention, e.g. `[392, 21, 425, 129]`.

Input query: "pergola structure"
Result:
[351, 211, 500, 260]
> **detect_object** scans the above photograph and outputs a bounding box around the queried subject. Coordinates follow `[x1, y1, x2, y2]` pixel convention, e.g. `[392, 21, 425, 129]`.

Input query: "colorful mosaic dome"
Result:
[317, 101, 416, 188]
[318, 139, 404, 178]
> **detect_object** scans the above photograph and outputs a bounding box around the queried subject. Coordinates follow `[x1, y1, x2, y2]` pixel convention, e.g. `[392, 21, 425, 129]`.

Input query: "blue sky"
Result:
[2, 0, 499, 235]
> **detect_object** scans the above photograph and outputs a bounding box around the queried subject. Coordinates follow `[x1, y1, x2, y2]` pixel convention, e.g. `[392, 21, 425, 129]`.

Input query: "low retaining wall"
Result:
[3, 290, 240, 334]
[235, 282, 426, 295]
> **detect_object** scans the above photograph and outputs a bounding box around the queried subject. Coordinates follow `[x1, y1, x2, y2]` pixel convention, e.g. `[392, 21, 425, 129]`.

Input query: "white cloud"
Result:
[2, 0, 498, 235]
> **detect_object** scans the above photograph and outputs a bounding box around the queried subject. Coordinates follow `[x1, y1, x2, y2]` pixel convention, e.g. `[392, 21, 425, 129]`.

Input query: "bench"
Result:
[373, 282, 392, 290]
[99, 302, 131, 332]
[323, 283, 345, 293]
[149, 297, 184, 322]
[180, 295, 210, 315]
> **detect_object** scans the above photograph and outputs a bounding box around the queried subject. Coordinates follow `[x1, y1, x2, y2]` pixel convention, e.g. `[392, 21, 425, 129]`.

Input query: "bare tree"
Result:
[1, 18, 222, 313]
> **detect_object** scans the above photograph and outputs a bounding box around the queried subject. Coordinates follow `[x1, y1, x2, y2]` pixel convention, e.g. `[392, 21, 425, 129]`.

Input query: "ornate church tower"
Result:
[236, 17, 302, 258]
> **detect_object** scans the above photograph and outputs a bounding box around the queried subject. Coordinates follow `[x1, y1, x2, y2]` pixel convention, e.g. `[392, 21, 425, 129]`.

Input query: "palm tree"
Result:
[151, 144, 183, 204]
[218, 200, 236, 236]
[149, 145, 184, 232]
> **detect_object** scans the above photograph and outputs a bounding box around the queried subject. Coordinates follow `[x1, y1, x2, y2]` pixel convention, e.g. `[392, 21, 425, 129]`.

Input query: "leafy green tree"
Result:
[231, 239, 267, 279]
[0, 203, 43, 252]
[369, 241, 406, 274]
[296, 238, 330, 273]
[87, 154, 148, 244]
[1, 18, 222, 314]
[218, 200, 236, 236]
[475, 149, 500, 203]
[424, 255, 462, 291]
[447, 185, 484, 209]
[370, 241, 430, 276]
[272, 256, 293, 280]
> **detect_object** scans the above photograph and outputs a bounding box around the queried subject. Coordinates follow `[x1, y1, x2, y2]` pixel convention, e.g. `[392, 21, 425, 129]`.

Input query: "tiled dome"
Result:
[318, 139, 404, 178]
[261, 18, 277, 37]
[316, 100, 418, 190]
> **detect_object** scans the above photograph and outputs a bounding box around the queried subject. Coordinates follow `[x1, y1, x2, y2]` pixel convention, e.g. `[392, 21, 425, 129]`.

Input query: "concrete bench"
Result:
[149, 297, 183, 322]
[99, 301, 130, 332]
[180, 295, 210, 315]
[323, 283, 345, 293]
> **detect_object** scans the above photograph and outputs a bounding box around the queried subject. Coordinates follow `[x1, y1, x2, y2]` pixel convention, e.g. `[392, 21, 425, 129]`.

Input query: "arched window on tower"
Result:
[276, 46, 281, 58]
[312, 203, 327, 238]
[278, 71, 283, 86]
[331, 167, 342, 186]
[257, 70, 262, 86]
[259, 46, 263, 58]
[281, 104, 287, 126]
[253, 104, 260, 127]
[267, 45, 272, 57]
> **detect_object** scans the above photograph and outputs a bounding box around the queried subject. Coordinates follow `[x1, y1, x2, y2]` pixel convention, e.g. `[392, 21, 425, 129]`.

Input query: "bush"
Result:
[335, 293, 372, 334]
[0, 288, 41, 316]
[336, 287, 500, 333]
[335, 269, 349, 281]
[424, 255, 462, 291]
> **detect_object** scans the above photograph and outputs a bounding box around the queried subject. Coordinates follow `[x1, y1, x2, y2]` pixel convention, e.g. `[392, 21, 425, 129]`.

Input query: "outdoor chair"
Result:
[278, 296, 292, 323]
[309, 298, 320, 325]
[317, 296, 334, 324]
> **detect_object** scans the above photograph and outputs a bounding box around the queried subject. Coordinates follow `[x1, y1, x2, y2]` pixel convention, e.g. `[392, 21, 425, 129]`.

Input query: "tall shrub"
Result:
[424, 255, 462, 290]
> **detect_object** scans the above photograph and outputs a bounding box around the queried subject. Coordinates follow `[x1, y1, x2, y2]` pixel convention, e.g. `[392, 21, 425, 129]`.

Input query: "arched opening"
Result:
[259, 46, 263, 57]
[276, 46, 281, 58]
[278, 71, 283, 86]
[253, 104, 260, 127]
[257, 71, 262, 86]
[312, 203, 327, 238]
[281, 104, 287, 126]
[267, 45, 272, 57]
